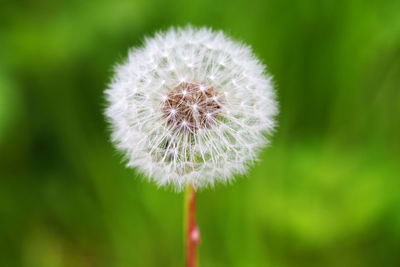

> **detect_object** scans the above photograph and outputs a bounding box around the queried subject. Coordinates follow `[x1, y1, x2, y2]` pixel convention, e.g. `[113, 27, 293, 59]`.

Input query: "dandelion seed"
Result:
[105, 26, 278, 192]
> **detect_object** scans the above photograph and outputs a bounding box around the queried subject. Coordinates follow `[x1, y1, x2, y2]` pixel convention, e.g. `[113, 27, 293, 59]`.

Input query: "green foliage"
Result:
[1, 0, 400, 266]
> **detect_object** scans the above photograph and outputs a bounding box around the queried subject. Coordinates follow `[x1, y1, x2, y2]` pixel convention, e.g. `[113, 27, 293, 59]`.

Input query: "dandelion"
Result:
[104, 26, 278, 267]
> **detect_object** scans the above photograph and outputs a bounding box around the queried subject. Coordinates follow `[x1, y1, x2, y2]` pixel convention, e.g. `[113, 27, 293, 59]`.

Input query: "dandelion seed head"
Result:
[105, 26, 278, 191]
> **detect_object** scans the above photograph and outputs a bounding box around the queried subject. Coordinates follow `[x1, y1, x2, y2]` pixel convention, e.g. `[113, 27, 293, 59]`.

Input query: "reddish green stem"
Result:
[185, 185, 199, 267]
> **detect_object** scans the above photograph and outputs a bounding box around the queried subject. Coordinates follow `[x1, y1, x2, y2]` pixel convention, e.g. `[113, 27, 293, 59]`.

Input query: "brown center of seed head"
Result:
[161, 82, 222, 133]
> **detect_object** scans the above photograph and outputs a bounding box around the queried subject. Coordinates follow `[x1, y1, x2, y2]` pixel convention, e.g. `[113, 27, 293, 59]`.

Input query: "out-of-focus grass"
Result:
[1, 0, 400, 266]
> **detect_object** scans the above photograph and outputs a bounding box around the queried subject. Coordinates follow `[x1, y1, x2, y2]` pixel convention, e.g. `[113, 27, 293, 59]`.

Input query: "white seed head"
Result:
[105, 26, 278, 192]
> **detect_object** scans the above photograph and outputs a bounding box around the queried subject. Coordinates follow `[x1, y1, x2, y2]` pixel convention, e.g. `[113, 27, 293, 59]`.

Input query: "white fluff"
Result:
[105, 26, 278, 191]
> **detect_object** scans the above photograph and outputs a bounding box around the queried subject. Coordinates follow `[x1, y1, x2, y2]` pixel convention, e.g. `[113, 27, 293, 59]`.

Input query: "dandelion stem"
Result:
[184, 184, 199, 267]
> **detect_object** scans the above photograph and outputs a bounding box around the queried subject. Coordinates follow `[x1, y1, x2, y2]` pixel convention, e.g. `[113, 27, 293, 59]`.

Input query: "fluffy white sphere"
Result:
[105, 26, 278, 191]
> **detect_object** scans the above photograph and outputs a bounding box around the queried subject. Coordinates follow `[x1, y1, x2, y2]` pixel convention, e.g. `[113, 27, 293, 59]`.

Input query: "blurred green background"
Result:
[1, 0, 400, 266]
